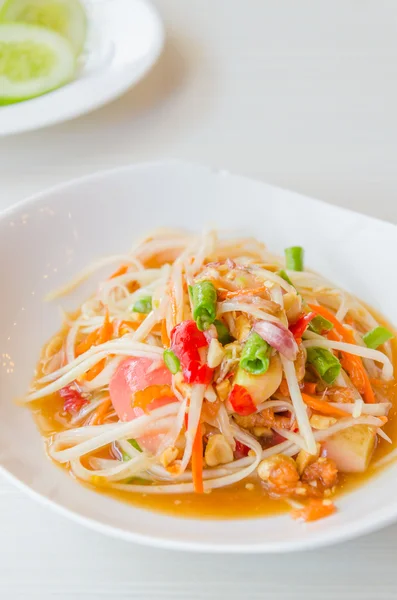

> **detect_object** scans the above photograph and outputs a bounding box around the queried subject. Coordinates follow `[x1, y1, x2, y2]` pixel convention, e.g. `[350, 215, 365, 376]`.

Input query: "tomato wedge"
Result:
[229, 384, 256, 416]
[110, 357, 177, 454]
[289, 312, 315, 339]
[170, 320, 213, 384]
[109, 357, 175, 421]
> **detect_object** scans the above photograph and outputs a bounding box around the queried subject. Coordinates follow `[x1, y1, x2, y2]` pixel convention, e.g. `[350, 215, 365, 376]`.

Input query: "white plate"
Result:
[0, 0, 164, 136]
[1, 161, 397, 553]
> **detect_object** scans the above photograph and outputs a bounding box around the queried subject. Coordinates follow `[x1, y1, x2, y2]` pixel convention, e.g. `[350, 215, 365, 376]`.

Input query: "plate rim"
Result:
[2, 158, 396, 232]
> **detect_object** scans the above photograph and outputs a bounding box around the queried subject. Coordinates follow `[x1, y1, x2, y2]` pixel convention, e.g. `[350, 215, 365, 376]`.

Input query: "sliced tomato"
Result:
[110, 357, 177, 454]
[59, 385, 87, 414]
[170, 320, 213, 384]
[109, 357, 174, 421]
[234, 440, 250, 459]
[229, 384, 256, 416]
[289, 312, 315, 339]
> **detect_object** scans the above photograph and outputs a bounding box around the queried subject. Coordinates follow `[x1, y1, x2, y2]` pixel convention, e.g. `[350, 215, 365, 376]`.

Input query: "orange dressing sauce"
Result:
[28, 311, 397, 519]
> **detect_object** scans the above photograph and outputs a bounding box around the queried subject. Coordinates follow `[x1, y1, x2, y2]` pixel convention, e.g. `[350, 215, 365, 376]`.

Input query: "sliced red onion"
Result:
[253, 320, 298, 361]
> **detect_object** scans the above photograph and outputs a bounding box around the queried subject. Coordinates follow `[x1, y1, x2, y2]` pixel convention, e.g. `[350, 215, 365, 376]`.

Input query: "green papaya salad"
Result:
[21, 228, 397, 523]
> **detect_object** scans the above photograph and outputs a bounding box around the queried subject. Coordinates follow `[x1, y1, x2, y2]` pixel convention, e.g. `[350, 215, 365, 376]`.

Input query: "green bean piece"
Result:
[285, 246, 304, 271]
[240, 332, 271, 375]
[121, 439, 142, 461]
[214, 319, 233, 345]
[306, 347, 341, 384]
[133, 296, 152, 314]
[363, 326, 393, 349]
[309, 314, 334, 335]
[277, 269, 294, 286]
[163, 349, 181, 374]
[191, 280, 217, 331]
[278, 269, 333, 336]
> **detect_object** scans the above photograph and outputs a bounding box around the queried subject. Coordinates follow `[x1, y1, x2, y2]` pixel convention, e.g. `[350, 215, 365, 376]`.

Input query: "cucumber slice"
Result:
[0, 23, 76, 102]
[0, 0, 86, 55]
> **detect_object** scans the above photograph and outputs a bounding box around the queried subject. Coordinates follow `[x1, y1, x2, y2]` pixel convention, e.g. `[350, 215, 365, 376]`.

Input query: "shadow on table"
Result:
[87, 36, 190, 124]
[0, 33, 216, 184]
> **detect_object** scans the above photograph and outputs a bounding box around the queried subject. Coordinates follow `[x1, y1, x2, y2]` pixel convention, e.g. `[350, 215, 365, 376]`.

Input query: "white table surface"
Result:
[1, 1, 397, 598]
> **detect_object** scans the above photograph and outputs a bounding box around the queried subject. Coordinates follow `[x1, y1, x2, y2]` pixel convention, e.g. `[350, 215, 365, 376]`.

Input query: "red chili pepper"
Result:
[59, 385, 87, 414]
[289, 312, 315, 339]
[170, 320, 213, 385]
[235, 440, 250, 458]
[229, 384, 256, 416]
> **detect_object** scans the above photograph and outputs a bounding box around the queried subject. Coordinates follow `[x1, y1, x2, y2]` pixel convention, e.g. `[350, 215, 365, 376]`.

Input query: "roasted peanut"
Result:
[207, 338, 225, 368]
[160, 446, 179, 468]
[205, 434, 234, 467]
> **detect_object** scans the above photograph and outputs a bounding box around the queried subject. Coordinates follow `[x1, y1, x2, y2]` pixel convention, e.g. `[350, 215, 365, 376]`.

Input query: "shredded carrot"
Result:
[326, 328, 366, 394]
[151, 322, 161, 334]
[127, 281, 139, 294]
[161, 319, 170, 348]
[340, 354, 365, 388]
[342, 355, 375, 404]
[301, 382, 317, 395]
[84, 360, 105, 382]
[91, 398, 112, 425]
[308, 304, 353, 340]
[191, 423, 204, 493]
[97, 309, 113, 344]
[119, 320, 138, 336]
[85, 310, 113, 381]
[109, 264, 128, 279]
[308, 304, 376, 404]
[75, 329, 99, 357]
[291, 499, 336, 522]
[326, 328, 342, 344]
[301, 393, 351, 418]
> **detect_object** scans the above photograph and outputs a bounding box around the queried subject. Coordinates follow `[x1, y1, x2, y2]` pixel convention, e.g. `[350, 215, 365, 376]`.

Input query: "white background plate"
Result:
[0, 0, 164, 136]
[1, 161, 397, 553]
